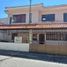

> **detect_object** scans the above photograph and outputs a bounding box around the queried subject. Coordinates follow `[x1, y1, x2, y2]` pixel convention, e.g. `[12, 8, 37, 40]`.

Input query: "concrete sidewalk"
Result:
[0, 55, 67, 67]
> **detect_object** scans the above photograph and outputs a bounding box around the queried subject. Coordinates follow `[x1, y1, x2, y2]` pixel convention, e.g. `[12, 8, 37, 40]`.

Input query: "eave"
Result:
[0, 23, 67, 30]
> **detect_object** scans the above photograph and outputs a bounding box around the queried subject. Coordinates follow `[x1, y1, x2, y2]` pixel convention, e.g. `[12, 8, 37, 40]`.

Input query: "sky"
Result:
[0, 0, 67, 18]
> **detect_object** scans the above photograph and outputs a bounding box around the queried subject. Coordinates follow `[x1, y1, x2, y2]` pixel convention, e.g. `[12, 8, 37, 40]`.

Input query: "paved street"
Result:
[0, 55, 67, 67]
[0, 50, 67, 64]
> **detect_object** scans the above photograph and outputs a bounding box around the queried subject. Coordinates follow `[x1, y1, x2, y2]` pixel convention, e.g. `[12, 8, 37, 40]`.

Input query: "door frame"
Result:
[39, 34, 45, 44]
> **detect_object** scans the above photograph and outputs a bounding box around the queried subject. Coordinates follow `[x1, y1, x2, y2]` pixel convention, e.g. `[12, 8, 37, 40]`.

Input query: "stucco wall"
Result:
[5, 4, 67, 24]
[6, 4, 43, 24]
[41, 11, 64, 23]
[0, 32, 4, 40]
[0, 42, 29, 52]
[0, 32, 10, 41]
[0, 31, 12, 42]
[45, 41, 67, 45]
[30, 44, 67, 55]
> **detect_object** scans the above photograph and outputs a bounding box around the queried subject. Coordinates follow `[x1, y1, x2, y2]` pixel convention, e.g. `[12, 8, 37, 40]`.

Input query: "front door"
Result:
[39, 34, 44, 44]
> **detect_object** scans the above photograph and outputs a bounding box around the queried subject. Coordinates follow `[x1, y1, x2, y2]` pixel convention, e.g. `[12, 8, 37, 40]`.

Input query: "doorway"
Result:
[39, 34, 45, 44]
[12, 33, 17, 42]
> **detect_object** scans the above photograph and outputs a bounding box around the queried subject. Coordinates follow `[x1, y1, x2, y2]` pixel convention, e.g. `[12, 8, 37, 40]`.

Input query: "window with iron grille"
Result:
[46, 32, 67, 41]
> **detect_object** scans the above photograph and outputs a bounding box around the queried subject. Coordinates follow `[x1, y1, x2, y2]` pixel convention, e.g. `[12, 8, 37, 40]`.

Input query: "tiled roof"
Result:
[0, 23, 67, 30]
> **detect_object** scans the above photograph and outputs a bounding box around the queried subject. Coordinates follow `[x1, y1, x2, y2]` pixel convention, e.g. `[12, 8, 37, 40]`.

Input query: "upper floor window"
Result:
[63, 13, 67, 22]
[42, 14, 55, 22]
[13, 14, 26, 23]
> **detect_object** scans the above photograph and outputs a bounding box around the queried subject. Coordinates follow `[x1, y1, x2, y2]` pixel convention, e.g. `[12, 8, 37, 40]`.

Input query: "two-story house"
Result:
[0, 4, 67, 55]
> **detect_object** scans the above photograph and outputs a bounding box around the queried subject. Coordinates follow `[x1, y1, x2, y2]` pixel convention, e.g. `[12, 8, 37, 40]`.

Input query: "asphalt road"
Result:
[0, 55, 67, 67]
[0, 50, 67, 64]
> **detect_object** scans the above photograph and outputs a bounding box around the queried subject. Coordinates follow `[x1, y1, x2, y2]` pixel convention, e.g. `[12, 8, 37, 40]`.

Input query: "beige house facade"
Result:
[0, 4, 67, 55]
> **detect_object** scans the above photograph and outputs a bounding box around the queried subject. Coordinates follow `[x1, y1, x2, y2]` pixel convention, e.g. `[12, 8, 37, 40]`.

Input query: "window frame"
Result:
[32, 34, 37, 41]
[13, 14, 26, 23]
[63, 13, 67, 22]
[46, 32, 67, 41]
[42, 14, 55, 22]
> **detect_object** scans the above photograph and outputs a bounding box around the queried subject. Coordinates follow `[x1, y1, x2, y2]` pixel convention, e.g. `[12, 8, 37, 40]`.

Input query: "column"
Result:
[37, 34, 39, 44]
[29, 29, 32, 44]
[45, 33, 46, 44]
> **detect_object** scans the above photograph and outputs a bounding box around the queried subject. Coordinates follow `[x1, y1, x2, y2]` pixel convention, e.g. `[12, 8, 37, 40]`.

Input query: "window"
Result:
[13, 14, 26, 23]
[63, 13, 67, 22]
[42, 14, 55, 22]
[63, 33, 67, 41]
[46, 32, 67, 41]
[32, 34, 37, 41]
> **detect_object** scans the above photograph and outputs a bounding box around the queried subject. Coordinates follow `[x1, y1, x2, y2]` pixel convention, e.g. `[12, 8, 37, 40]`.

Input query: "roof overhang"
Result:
[0, 23, 67, 30]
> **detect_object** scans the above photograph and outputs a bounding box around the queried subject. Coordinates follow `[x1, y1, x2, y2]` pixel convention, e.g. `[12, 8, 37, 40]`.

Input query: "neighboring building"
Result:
[0, 18, 9, 24]
[0, 4, 67, 55]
